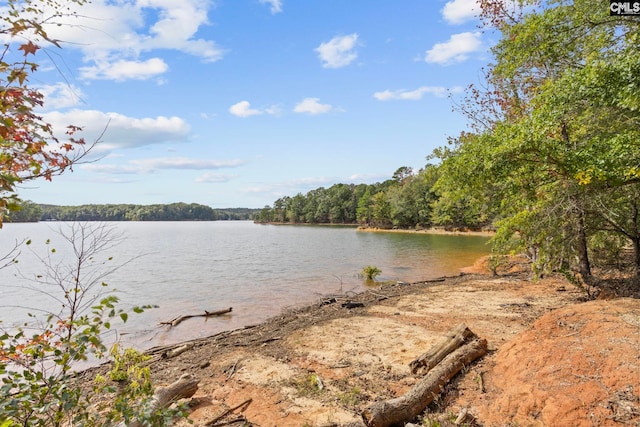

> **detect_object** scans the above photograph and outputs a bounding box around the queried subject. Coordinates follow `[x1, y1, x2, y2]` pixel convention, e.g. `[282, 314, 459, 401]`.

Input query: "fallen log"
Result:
[361, 338, 487, 427]
[161, 343, 194, 359]
[409, 323, 476, 375]
[119, 374, 200, 427]
[160, 307, 232, 327]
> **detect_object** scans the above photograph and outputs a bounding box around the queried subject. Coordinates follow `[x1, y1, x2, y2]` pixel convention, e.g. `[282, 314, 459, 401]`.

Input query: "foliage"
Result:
[434, 0, 640, 281]
[256, 167, 459, 230]
[361, 265, 382, 281]
[0, 223, 170, 426]
[93, 344, 189, 426]
[0, 0, 94, 227]
[6, 200, 42, 222]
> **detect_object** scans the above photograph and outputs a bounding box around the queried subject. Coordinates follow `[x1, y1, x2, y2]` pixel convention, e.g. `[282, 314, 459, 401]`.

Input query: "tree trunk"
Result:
[362, 338, 487, 427]
[631, 201, 640, 278]
[409, 323, 476, 375]
[632, 236, 640, 278]
[573, 197, 592, 284]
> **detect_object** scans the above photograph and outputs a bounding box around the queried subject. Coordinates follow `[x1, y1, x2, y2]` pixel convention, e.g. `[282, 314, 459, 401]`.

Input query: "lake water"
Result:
[0, 221, 490, 349]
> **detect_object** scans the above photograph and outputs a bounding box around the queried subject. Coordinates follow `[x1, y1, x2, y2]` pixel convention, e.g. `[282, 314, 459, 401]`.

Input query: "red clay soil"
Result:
[470, 298, 640, 426]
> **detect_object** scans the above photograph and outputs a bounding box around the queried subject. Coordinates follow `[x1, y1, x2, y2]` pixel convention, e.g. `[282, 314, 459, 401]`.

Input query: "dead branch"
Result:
[204, 398, 253, 427]
[160, 307, 232, 327]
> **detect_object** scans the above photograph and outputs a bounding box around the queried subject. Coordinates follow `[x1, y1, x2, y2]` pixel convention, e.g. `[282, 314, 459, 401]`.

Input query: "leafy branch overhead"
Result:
[0, 0, 95, 227]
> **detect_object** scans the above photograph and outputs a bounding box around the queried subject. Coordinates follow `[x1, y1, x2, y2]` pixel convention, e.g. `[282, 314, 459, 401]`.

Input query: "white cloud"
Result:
[442, 0, 480, 24]
[347, 173, 390, 183]
[43, 109, 190, 151]
[293, 98, 336, 115]
[315, 34, 359, 68]
[259, 0, 283, 14]
[264, 105, 283, 116]
[244, 176, 335, 198]
[425, 31, 482, 64]
[32, 0, 224, 82]
[38, 83, 86, 110]
[374, 86, 451, 101]
[79, 58, 169, 81]
[229, 101, 280, 117]
[131, 157, 244, 171]
[195, 172, 237, 183]
[83, 157, 244, 174]
[229, 101, 262, 117]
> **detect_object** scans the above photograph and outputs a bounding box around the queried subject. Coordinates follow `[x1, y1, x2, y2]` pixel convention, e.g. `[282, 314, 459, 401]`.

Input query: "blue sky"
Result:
[10, 0, 494, 208]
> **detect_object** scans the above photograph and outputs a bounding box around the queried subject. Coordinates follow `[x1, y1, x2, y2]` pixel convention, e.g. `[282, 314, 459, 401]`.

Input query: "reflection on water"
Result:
[0, 222, 489, 349]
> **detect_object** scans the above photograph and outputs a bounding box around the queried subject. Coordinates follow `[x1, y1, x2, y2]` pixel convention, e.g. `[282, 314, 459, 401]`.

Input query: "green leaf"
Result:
[119, 313, 128, 323]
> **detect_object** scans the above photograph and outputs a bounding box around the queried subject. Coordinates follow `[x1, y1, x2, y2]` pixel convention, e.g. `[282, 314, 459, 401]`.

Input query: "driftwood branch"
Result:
[409, 323, 477, 375]
[120, 374, 200, 427]
[160, 307, 232, 327]
[362, 337, 487, 427]
[161, 343, 194, 359]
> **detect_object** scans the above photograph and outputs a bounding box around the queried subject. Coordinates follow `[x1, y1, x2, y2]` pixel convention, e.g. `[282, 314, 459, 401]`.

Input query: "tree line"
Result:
[8, 202, 260, 222]
[254, 165, 483, 231]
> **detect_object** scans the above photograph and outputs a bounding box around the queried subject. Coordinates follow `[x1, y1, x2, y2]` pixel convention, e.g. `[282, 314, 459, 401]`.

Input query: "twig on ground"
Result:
[205, 398, 253, 427]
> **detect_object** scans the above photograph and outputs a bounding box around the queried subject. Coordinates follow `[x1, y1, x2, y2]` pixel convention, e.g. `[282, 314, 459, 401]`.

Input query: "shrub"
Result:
[0, 223, 180, 426]
[361, 265, 382, 281]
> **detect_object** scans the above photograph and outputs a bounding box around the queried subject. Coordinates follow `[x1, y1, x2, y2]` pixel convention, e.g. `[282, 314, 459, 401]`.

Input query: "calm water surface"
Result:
[0, 221, 489, 349]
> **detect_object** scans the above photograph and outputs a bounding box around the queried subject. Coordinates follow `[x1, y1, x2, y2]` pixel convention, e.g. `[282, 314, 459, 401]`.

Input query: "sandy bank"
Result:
[357, 226, 495, 237]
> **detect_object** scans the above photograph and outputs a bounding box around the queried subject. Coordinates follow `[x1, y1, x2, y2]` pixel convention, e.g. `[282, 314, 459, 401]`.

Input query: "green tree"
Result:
[356, 188, 374, 225]
[7, 200, 42, 222]
[392, 166, 413, 185]
[273, 197, 289, 223]
[256, 205, 273, 223]
[370, 191, 392, 228]
[329, 184, 355, 224]
[286, 193, 305, 223]
[438, 0, 640, 281]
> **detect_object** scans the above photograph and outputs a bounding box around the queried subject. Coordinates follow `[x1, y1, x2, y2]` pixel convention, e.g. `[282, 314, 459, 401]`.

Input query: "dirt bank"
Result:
[91, 263, 640, 427]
